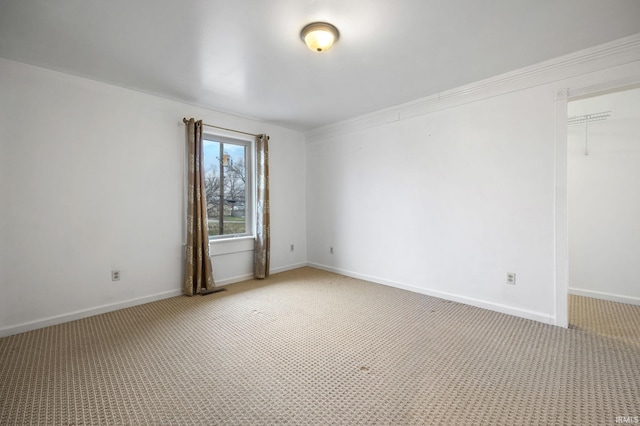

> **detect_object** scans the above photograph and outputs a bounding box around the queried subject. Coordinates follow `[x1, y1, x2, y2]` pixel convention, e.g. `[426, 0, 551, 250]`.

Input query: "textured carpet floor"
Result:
[1, 267, 639, 425]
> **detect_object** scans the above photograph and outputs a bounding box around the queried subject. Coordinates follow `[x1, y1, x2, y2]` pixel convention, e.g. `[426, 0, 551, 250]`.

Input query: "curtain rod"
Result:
[182, 118, 260, 137]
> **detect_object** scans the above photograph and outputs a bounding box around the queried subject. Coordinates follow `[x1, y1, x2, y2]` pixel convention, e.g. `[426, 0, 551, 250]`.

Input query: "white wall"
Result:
[0, 58, 307, 336]
[307, 85, 558, 322]
[568, 88, 640, 305]
[305, 38, 640, 325]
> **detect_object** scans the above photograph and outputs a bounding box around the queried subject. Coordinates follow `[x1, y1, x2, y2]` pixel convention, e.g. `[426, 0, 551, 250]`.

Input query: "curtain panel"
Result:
[254, 134, 270, 279]
[183, 118, 215, 295]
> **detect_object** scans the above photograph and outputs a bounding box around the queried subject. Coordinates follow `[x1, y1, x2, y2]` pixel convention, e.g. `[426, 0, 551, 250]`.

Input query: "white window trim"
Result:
[202, 132, 255, 242]
[209, 235, 255, 256]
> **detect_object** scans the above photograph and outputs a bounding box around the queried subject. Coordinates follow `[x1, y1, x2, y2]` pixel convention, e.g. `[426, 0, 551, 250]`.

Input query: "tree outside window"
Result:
[203, 136, 251, 238]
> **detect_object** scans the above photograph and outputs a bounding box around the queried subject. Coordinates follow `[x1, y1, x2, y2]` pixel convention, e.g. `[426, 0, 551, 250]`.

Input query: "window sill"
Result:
[209, 235, 255, 256]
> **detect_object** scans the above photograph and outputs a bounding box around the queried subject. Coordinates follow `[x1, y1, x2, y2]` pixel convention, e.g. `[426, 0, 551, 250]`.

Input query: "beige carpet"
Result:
[1, 267, 639, 425]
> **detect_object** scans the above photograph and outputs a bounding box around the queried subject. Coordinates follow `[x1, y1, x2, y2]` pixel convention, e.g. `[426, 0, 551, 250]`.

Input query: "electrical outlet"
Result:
[290, 244, 294, 252]
[330, 246, 334, 254]
[506, 272, 516, 285]
[112, 270, 121, 281]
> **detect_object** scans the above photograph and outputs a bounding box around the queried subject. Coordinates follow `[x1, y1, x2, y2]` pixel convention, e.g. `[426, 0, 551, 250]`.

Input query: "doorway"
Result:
[566, 86, 640, 328]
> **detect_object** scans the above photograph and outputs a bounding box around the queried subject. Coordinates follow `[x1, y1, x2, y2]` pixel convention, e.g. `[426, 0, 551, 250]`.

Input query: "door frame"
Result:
[554, 76, 640, 328]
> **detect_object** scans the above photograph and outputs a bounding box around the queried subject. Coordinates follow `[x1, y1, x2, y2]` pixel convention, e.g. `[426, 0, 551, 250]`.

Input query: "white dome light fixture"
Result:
[301, 22, 339, 52]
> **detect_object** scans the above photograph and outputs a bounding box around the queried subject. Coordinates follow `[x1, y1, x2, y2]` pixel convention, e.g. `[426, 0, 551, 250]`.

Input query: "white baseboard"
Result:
[214, 262, 309, 287]
[569, 287, 640, 306]
[308, 262, 555, 325]
[270, 262, 309, 275]
[0, 289, 182, 338]
[2, 261, 561, 337]
[214, 273, 255, 287]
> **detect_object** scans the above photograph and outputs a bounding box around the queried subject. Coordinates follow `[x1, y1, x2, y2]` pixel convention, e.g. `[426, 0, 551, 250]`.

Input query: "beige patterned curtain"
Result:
[255, 134, 270, 279]
[183, 118, 215, 295]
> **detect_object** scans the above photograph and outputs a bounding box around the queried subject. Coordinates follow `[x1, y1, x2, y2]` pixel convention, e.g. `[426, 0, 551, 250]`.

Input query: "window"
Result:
[202, 134, 253, 239]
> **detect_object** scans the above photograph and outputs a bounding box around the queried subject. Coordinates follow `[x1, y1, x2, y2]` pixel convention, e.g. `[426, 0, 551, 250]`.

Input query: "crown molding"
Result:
[568, 75, 640, 100]
[305, 33, 640, 144]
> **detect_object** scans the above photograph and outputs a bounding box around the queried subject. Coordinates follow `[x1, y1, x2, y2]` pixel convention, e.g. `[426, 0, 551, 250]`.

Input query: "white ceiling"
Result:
[1, 0, 640, 131]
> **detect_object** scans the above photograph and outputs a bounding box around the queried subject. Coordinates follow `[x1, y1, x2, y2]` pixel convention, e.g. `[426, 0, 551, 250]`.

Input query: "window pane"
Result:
[203, 138, 248, 238]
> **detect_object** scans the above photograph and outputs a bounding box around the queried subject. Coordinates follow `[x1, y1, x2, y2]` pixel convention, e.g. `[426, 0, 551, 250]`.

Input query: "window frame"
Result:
[202, 132, 254, 242]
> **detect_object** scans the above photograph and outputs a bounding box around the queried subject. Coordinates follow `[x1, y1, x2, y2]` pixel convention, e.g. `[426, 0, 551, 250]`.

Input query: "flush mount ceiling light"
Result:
[300, 22, 339, 52]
